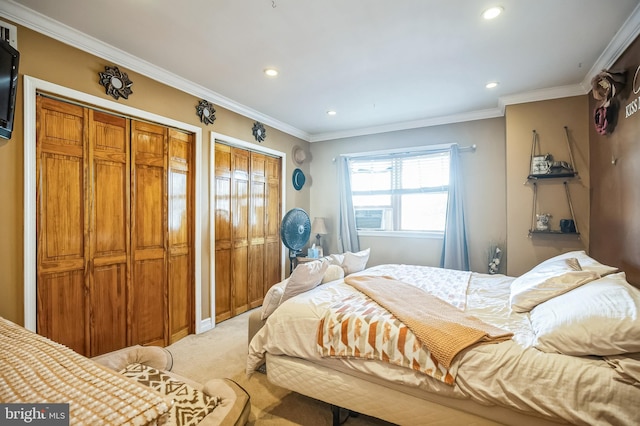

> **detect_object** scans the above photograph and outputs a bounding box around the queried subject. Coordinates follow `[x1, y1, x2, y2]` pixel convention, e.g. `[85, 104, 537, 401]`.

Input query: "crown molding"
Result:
[3, 0, 639, 143]
[582, 2, 640, 91]
[1, 1, 311, 141]
[310, 108, 504, 142]
[498, 84, 588, 113]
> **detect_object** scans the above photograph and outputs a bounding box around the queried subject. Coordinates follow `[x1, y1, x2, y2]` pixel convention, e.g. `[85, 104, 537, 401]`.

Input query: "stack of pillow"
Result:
[509, 250, 640, 356]
[260, 248, 370, 320]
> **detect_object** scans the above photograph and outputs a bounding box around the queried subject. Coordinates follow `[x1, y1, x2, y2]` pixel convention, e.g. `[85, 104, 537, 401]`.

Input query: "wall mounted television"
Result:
[0, 38, 19, 140]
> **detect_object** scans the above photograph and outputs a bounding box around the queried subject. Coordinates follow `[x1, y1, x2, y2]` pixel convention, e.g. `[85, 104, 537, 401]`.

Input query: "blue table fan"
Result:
[280, 208, 311, 273]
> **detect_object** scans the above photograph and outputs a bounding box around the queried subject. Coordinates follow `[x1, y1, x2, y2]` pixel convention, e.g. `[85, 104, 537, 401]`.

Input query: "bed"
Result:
[247, 250, 640, 425]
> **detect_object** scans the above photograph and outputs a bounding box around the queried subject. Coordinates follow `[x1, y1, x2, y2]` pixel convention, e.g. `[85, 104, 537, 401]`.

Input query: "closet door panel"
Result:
[232, 148, 249, 315]
[134, 123, 165, 166]
[131, 121, 167, 347]
[36, 97, 194, 354]
[93, 162, 127, 251]
[38, 100, 85, 267]
[40, 154, 84, 263]
[169, 171, 189, 245]
[214, 144, 233, 322]
[89, 110, 129, 356]
[132, 259, 166, 346]
[37, 271, 86, 355]
[38, 99, 84, 159]
[248, 244, 265, 308]
[36, 97, 88, 355]
[214, 143, 282, 322]
[264, 156, 282, 291]
[248, 153, 266, 308]
[90, 264, 126, 355]
[169, 254, 190, 341]
[215, 250, 232, 322]
[168, 129, 193, 342]
[135, 166, 165, 247]
[232, 179, 249, 315]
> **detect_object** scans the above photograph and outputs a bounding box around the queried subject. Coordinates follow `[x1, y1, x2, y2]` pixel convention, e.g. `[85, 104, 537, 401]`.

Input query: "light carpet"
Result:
[165, 309, 394, 425]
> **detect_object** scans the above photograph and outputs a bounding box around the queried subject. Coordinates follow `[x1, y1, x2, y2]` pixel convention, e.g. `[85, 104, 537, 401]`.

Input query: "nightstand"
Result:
[295, 256, 317, 268]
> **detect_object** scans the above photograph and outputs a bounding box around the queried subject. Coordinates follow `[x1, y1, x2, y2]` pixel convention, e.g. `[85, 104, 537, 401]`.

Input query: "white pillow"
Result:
[325, 253, 345, 266]
[261, 279, 288, 320]
[342, 248, 370, 275]
[530, 272, 640, 356]
[280, 259, 329, 303]
[321, 264, 345, 284]
[537, 250, 618, 276]
[510, 258, 599, 313]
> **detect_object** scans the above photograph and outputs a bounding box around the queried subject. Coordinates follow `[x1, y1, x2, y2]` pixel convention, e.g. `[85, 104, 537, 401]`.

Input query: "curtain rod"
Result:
[332, 143, 477, 162]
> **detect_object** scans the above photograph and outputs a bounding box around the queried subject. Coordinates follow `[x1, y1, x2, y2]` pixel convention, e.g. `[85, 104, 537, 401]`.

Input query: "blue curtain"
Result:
[337, 156, 360, 253]
[440, 145, 470, 271]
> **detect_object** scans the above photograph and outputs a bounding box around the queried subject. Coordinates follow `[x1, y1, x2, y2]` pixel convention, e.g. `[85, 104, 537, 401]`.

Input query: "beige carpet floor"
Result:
[165, 309, 394, 425]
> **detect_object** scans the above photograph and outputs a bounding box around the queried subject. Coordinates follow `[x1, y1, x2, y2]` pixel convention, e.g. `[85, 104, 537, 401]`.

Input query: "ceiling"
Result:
[3, 0, 640, 142]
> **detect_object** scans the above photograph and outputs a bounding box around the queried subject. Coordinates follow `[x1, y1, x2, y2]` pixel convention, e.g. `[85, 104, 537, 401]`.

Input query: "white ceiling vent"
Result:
[0, 20, 18, 49]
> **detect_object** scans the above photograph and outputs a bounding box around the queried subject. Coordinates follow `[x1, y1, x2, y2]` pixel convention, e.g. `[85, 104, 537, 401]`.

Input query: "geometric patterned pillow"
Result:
[121, 363, 221, 426]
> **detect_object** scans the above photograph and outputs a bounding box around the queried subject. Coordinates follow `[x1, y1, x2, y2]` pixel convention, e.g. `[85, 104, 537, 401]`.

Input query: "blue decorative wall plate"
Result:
[292, 168, 305, 190]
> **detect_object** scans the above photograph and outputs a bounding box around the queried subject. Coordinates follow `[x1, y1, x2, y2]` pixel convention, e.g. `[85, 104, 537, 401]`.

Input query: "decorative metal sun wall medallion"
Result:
[98, 66, 133, 100]
[252, 121, 266, 142]
[196, 99, 216, 125]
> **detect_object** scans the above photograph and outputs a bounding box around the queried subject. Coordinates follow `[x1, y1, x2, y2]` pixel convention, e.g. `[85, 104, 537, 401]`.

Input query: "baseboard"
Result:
[198, 317, 214, 333]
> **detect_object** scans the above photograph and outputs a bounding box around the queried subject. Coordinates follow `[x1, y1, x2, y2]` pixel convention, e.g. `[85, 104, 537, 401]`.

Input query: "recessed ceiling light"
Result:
[327, 110, 337, 116]
[264, 68, 279, 77]
[482, 6, 503, 20]
[485, 81, 499, 89]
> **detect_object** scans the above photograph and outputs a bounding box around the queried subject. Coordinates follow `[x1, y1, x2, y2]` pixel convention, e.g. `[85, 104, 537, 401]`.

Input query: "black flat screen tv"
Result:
[0, 39, 19, 140]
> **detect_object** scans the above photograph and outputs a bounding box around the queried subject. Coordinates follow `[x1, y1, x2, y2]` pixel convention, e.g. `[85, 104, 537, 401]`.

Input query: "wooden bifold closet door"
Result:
[214, 143, 281, 323]
[36, 96, 194, 357]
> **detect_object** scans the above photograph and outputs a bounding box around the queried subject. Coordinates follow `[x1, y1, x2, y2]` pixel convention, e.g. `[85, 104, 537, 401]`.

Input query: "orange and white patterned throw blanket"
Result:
[317, 274, 513, 385]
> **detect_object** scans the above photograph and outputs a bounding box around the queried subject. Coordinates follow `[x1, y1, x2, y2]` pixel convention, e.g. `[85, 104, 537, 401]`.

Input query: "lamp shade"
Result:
[311, 217, 328, 235]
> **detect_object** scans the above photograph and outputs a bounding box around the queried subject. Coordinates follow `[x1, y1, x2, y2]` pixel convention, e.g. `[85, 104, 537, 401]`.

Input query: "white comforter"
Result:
[247, 264, 640, 426]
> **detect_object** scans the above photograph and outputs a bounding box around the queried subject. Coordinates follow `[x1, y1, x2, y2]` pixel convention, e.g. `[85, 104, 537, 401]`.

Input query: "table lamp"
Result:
[311, 217, 328, 256]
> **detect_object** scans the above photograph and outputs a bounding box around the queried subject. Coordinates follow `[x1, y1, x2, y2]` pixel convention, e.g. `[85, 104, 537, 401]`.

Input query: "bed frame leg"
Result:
[331, 405, 341, 426]
[331, 405, 359, 425]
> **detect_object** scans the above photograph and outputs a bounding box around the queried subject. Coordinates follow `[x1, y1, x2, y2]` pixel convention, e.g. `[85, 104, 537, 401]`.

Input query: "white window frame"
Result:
[345, 143, 454, 239]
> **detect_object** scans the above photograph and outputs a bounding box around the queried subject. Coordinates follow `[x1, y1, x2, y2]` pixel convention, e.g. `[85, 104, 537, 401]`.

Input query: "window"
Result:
[349, 150, 450, 233]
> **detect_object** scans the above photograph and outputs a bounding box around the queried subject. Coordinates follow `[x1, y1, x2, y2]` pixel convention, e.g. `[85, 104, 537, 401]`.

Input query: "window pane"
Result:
[348, 150, 451, 233]
[350, 160, 392, 192]
[352, 194, 391, 207]
[400, 193, 447, 231]
[401, 153, 449, 189]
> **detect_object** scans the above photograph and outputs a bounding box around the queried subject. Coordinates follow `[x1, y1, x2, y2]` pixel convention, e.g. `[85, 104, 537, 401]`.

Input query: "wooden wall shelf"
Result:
[527, 127, 580, 237]
[528, 229, 580, 236]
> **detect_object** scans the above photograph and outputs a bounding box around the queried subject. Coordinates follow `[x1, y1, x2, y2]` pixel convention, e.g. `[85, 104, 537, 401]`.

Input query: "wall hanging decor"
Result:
[252, 121, 266, 142]
[292, 168, 305, 190]
[98, 66, 133, 100]
[594, 104, 618, 136]
[292, 145, 306, 165]
[591, 70, 626, 105]
[591, 69, 626, 135]
[196, 99, 216, 125]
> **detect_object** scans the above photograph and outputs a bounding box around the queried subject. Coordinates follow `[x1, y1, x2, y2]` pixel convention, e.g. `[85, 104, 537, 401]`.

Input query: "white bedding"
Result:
[248, 264, 640, 425]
